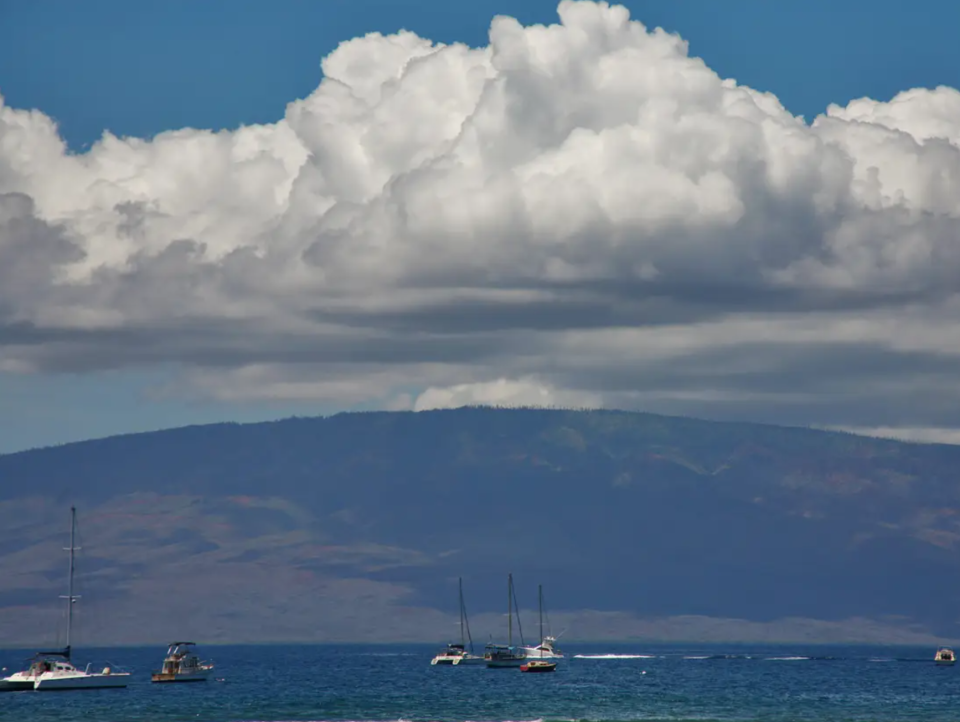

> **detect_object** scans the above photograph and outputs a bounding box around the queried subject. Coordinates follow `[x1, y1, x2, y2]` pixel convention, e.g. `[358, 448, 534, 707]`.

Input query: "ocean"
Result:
[0, 642, 955, 722]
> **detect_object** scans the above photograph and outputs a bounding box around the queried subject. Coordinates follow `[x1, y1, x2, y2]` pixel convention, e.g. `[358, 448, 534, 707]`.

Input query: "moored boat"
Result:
[432, 578, 484, 666]
[485, 573, 526, 668]
[0, 507, 129, 691]
[520, 584, 557, 673]
[520, 659, 557, 673]
[151, 642, 214, 683]
[520, 585, 563, 662]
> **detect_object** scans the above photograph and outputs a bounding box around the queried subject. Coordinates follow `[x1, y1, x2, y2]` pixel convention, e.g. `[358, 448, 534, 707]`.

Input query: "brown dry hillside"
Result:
[1, 407, 959, 646]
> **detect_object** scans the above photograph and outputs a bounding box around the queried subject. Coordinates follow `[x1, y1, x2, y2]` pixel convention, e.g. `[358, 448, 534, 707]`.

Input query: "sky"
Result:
[1, 0, 960, 454]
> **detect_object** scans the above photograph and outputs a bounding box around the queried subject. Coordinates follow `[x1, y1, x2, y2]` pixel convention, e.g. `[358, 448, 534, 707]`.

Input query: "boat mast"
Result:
[458, 577, 465, 648]
[507, 573, 513, 646]
[460, 578, 475, 653]
[538, 584, 544, 658]
[60, 506, 80, 660]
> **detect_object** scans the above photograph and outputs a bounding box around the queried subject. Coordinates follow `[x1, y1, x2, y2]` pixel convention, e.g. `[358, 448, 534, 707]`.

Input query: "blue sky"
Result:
[4, 0, 959, 152]
[1, 0, 959, 454]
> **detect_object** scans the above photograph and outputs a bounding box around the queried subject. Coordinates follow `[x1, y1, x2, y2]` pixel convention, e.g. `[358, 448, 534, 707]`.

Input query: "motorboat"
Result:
[935, 647, 956, 665]
[522, 636, 563, 660]
[151, 642, 214, 682]
[520, 585, 563, 661]
[520, 584, 557, 673]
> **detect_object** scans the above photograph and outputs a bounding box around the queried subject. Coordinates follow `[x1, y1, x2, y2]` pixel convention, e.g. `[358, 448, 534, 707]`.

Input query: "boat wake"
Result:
[765, 656, 811, 661]
[572, 654, 655, 659]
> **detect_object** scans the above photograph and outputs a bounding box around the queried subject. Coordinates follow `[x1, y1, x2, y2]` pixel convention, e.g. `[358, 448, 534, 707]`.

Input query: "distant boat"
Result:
[431, 578, 484, 666]
[485, 573, 527, 668]
[0, 507, 129, 691]
[935, 647, 956, 665]
[151, 642, 214, 682]
[520, 658, 557, 673]
[520, 584, 558, 673]
[520, 584, 563, 662]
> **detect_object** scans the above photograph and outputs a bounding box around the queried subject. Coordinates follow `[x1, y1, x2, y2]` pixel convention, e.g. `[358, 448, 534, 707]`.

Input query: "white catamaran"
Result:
[431, 577, 484, 666]
[0, 507, 129, 691]
[484, 573, 527, 668]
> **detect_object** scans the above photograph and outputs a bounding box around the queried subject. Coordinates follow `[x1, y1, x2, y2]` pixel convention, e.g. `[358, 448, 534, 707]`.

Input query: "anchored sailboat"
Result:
[431, 577, 484, 666]
[484, 573, 526, 668]
[521, 584, 557, 673]
[0, 507, 129, 691]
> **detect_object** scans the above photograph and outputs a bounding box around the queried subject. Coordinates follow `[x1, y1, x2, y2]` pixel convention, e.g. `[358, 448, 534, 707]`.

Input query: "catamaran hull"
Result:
[0, 677, 35, 692]
[451, 655, 485, 666]
[34, 673, 129, 690]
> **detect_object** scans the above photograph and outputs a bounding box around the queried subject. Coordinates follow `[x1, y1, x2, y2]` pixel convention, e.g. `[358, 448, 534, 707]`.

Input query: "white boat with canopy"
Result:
[152, 642, 214, 682]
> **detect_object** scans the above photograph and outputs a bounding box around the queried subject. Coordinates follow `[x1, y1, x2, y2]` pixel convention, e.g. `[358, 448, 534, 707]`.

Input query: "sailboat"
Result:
[431, 578, 484, 666]
[521, 584, 557, 673]
[484, 573, 527, 668]
[521, 584, 563, 661]
[0, 507, 129, 691]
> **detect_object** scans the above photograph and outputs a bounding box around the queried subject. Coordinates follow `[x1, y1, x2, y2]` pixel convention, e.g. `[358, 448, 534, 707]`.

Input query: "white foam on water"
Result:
[573, 654, 656, 659]
[765, 656, 810, 661]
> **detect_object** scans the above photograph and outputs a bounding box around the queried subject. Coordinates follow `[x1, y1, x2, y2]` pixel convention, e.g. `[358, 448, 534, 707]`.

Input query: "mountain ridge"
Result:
[1, 406, 959, 646]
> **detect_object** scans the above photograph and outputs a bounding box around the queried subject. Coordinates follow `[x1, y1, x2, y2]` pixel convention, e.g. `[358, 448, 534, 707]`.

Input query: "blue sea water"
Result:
[0, 643, 957, 722]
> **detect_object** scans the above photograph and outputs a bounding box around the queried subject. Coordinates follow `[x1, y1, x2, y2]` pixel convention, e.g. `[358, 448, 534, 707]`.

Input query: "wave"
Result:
[765, 656, 810, 661]
[572, 654, 656, 659]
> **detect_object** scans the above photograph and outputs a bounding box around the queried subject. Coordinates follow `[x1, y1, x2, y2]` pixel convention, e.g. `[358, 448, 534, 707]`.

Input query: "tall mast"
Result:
[458, 577, 465, 647]
[60, 506, 80, 660]
[460, 578, 474, 653]
[538, 584, 544, 658]
[507, 573, 513, 646]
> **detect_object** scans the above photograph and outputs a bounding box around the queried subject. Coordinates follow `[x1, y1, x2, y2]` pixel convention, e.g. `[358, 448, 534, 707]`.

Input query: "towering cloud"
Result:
[1, 0, 960, 438]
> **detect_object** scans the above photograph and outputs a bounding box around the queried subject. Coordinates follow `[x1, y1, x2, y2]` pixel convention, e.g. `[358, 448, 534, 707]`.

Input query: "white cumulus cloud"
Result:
[413, 378, 601, 411]
[2, 0, 960, 436]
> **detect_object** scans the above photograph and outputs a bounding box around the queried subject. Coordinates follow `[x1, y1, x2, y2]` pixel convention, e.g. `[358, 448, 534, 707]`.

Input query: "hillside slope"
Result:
[1, 407, 959, 646]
